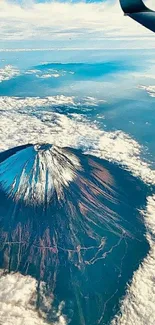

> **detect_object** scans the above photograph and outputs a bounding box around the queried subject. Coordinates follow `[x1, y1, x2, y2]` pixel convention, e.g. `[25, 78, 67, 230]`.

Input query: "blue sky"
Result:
[0, 0, 154, 50]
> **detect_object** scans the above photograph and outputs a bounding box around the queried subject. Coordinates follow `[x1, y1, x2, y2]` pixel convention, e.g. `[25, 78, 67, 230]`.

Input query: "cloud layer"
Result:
[0, 271, 66, 325]
[139, 85, 155, 97]
[0, 0, 155, 49]
[0, 65, 20, 82]
[111, 195, 155, 325]
[0, 94, 155, 183]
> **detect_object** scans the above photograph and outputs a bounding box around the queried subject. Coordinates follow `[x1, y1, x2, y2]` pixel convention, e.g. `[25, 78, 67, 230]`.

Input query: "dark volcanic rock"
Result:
[0, 144, 150, 325]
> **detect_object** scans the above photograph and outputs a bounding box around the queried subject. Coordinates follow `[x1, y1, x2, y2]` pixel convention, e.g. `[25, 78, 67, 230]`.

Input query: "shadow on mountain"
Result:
[0, 144, 150, 325]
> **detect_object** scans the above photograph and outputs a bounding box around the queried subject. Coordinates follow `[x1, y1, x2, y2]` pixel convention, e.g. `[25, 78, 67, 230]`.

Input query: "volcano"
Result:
[0, 144, 150, 325]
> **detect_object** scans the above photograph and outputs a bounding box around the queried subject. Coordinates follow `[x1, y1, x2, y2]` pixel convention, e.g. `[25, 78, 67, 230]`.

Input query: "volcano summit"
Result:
[0, 144, 82, 205]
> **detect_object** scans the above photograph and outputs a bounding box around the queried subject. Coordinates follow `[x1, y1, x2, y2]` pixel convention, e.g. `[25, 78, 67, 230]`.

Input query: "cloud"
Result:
[0, 0, 154, 49]
[0, 92, 105, 109]
[0, 65, 20, 82]
[0, 271, 66, 325]
[139, 85, 155, 97]
[0, 95, 155, 185]
[37, 73, 60, 78]
[111, 195, 155, 325]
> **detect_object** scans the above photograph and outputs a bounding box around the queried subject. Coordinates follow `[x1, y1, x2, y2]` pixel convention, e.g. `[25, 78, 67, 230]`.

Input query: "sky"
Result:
[0, 0, 155, 50]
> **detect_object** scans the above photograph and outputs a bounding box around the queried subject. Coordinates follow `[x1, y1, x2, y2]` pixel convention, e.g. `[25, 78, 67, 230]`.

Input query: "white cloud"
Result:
[0, 65, 19, 82]
[0, 93, 105, 110]
[139, 85, 155, 97]
[0, 271, 66, 325]
[37, 73, 60, 78]
[111, 195, 155, 325]
[0, 0, 154, 49]
[145, 0, 155, 10]
[34, 68, 66, 79]
[0, 95, 154, 185]
[0, 94, 76, 109]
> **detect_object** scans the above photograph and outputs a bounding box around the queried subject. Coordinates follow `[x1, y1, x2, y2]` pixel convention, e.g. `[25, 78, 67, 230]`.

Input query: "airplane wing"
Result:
[119, 0, 155, 32]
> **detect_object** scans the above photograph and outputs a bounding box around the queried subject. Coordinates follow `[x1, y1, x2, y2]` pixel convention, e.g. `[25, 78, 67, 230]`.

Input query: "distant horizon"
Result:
[0, 0, 155, 51]
[1, 47, 155, 51]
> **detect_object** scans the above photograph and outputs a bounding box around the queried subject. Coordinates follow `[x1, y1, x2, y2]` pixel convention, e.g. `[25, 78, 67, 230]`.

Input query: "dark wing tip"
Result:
[120, 0, 150, 14]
